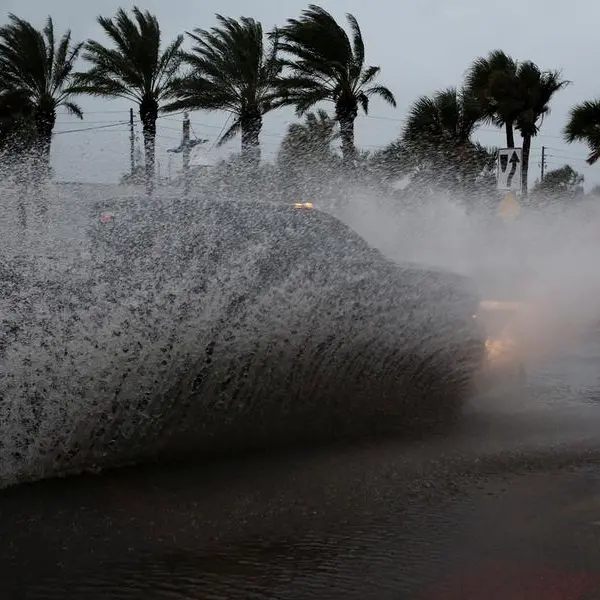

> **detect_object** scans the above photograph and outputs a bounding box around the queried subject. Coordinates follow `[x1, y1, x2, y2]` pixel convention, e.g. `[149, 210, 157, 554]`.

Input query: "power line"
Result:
[158, 111, 187, 119]
[51, 109, 595, 168]
[56, 109, 129, 115]
[55, 107, 579, 142]
[55, 119, 132, 125]
[53, 121, 129, 135]
[207, 114, 232, 152]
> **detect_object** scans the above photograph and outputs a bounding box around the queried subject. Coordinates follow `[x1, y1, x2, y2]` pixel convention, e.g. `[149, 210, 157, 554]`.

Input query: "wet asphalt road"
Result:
[4, 349, 600, 598]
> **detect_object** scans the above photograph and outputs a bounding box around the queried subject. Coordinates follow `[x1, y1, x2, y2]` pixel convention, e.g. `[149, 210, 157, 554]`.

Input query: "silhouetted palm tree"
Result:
[277, 110, 340, 198]
[466, 52, 568, 195]
[0, 14, 83, 173]
[276, 4, 396, 165]
[465, 50, 519, 148]
[164, 14, 283, 170]
[513, 62, 568, 194]
[564, 99, 600, 165]
[74, 7, 184, 194]
[403, 87, 482, 151]
[280, 109, 340, 162]
[402, 87, 489, 190]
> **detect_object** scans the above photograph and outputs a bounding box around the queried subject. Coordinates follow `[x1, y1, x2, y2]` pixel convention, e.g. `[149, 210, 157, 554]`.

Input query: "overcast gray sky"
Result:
[2, 0, 600, 187]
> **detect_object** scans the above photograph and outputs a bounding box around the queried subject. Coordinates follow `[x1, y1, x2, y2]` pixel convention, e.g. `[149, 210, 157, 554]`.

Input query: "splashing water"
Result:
[0, 183, 484, 488]
[5, 176, 600, 599]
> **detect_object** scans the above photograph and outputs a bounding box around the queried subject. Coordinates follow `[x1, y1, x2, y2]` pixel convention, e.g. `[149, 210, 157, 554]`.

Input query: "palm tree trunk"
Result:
[336, 100, 359, 166]
[241, 109, 262, 172]
[337, 114, 356, 166]
[33, 106, 56, 181]
[521, 134, 531, 196]
[505, 122, 514, 148]
[140, 98, 159, 197]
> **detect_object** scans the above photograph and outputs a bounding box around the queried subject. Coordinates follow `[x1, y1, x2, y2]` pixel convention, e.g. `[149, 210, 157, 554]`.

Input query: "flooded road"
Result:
[4, 345, 600, 599]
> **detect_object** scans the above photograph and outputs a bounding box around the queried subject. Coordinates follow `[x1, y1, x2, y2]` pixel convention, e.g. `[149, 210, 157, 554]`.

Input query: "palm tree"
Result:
[163, 14, 283, 170]
[278, 110, 340, 199]
[402, 87, 488, 189]
[74, 7, 184, 194]
[564, 99, 600, 165]
[276, 4, 396, 165]
[465, 50, 519, 148]
[0, 14, 83, 174]
[279, 109, 340, 163]
[513, 62, 568, 195]
[403, 87, 482, 151]
[466, 52, 567, 195]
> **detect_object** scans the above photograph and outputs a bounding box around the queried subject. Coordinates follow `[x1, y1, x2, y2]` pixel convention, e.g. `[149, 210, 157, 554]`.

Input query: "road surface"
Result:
[3, 349, 600, 598]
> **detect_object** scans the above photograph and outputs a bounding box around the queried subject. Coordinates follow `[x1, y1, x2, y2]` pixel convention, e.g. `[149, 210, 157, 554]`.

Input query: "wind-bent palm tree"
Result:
[403, 87, 482, 151]
[278, 109, 340, 197]
[466, 52, 567, 195]
[0, 14, 83, 173]
[513, 62, 568, 194]
[563, 99, 600, 165]
[74, 7, 184, 194]
[402, 87, 488, 189]
[276, 4, 396, 165]
[163, 15, 283, 170]
[280, 109, 340, 162]
[465, 50, 519, 148]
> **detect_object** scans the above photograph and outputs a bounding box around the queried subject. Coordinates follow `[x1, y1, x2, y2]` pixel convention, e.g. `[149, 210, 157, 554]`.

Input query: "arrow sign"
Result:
[506, 151, 520, 187]
[497, 148, 522, 192]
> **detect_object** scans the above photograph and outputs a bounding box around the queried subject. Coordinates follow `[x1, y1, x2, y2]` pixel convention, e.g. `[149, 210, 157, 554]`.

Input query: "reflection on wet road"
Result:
[4, 346, 600, 598]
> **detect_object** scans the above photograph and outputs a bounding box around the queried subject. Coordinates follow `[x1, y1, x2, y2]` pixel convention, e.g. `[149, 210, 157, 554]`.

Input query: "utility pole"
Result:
[182, 112, 191, 196]
[540, 145, 546, 182]
[129, 108, 135, 176]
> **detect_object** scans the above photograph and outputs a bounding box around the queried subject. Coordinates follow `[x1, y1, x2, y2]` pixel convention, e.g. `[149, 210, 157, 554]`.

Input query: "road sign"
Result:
[497, 148, 522, 192]
[498, 191, 520, 221]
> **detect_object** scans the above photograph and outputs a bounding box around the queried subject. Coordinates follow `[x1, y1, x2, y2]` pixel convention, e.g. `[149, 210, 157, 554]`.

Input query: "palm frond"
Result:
[0, 14, 51, 96]
[563, 99, 600, 164]
[278, 4, 353, 78]
[61, 100, 83, 119]
[514, 62, 569, 136]
[77, 7, 182, 104]
[402, 87, 483, 158]
[360, 65, 380, 86]
[277, 5, 394, 132]
[153, 34, 184, 95]
[364, 85, 396, 108]
[464, 50, 520, 130]
[357, 92, 369, 114]
[43, 16, 55, 87]
[169, 14, 282, 122]
[0, 13, 83, 127]
[72, 69, 141, 103]
[346, 12, 364, 77]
